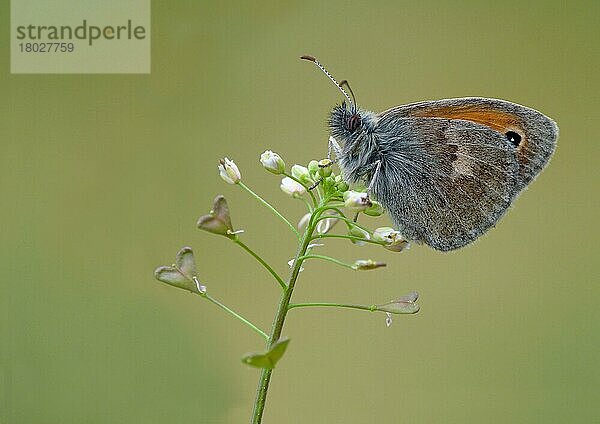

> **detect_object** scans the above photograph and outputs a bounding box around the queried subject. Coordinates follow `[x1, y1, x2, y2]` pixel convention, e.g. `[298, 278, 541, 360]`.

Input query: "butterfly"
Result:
[302, 55, 558, 251]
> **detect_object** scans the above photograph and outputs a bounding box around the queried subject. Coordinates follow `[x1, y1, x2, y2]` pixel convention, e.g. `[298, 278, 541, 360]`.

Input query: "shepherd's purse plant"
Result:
[154, 147, 420, 423]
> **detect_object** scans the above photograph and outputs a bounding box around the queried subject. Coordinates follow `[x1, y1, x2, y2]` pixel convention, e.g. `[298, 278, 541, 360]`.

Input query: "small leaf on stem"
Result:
[241, 338, 291, 369]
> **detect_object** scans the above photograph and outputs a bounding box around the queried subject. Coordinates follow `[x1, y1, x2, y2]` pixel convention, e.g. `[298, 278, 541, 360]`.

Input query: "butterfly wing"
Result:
[380, 97, 558, 191]
[371, 114, 521, 251]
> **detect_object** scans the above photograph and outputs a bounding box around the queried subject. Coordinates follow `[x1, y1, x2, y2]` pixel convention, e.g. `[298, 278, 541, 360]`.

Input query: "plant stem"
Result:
[319, 214, 372, 234]
[234, 239, 286, 290]
[239, 182, 300, 238]
[311, 233, 386, 246]
[298, 196, 314, 212]
[287, 302, 377, 312]
[250, 219, 316, 423]
[297, 254, 356, 270]
[204, 293, 269, 340]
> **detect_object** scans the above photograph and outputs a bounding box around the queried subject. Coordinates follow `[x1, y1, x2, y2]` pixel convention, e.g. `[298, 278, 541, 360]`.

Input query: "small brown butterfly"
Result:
[302, 55, 558, 251]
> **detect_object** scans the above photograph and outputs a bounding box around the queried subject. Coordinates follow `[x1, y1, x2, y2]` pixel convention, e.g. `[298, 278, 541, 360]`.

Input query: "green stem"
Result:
[282, 172, 317, 207]
[288, 302, 377, 312]
[319, 214, 372, 234]
[298, 196, 314, 213]
[238, 182, 300, 238]
[204, 293, 268, 340]
[234, 239, 286, 290]
[311, 234, 386, 246]
[251, 217, 317, 423]
[297, 254, 356, 270]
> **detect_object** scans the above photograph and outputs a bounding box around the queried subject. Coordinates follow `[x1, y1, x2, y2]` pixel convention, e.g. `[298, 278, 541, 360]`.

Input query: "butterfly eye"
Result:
[505, 131, 522, 147]
[347, 114, 361, 133]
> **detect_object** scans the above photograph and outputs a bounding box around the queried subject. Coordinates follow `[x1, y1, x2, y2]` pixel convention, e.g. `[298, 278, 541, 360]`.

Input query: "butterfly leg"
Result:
[309, 137, 343, 191]
[366, 160, 382, 198]
[327, 136, 342, 162]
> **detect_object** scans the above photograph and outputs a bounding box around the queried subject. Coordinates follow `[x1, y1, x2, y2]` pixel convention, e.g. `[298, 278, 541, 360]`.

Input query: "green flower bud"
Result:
[291, 164, 313, 184]
[364, 201, 384, 217]
[349, 225, 370, 246]
[308, 160, 319, 174]
[318, 159, 333, 177]
[336, 181, 350, 192]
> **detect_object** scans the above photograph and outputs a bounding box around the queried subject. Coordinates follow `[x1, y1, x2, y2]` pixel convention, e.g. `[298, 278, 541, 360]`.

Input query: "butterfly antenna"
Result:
[339, 80, 357, 106]
[301, 55, 354, 108]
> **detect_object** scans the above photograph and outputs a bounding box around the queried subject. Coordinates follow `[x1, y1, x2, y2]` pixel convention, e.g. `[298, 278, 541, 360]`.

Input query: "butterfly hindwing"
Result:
[371, 116, 519, 251]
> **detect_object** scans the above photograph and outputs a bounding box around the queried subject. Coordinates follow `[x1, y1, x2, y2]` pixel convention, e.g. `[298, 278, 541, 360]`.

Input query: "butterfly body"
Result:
[329, 97, 558, 251]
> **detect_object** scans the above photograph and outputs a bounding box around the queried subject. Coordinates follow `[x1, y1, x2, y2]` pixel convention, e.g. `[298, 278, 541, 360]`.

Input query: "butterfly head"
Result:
[330, 102, 362, 140]
[329, 102, 378, 144]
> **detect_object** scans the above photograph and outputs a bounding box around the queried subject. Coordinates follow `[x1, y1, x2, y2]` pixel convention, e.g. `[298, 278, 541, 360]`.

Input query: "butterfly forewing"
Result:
[380, 97, 558, 191]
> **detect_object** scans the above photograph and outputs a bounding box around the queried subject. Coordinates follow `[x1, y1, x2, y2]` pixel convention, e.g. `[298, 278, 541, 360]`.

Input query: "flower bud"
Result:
[291, 164, 313, 184]
[218, 157, 241, 184]
[280, 176, 306, 197]
[352, 259, 386, 271]
[308, 160, 320, 174]
[364, 201, 384, 217]
[372, 227, 410, 252]
[336, 181, 350, 192]
[318, 159, 333, 177]
[349, 226, 370, 246]
[343, 190, 372, 211]
[260, 150, 285, 174]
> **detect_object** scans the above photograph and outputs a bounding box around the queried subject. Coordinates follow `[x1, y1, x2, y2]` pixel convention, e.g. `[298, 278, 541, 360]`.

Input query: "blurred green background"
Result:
[2, 1, 599, 423]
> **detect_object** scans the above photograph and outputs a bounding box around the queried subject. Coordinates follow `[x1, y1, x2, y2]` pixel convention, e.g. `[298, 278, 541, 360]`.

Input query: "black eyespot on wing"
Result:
[347, 114, 361, 132]
[505, 131, 522, 147]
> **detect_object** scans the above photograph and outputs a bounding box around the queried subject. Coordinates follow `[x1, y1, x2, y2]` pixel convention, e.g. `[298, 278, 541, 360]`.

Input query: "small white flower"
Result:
[218, 157, 241, 184]
[372, 227, 409, 252]
[260, 150, 285, 174]
[343, 190, 372, 211]
[280, 177, 306, 197]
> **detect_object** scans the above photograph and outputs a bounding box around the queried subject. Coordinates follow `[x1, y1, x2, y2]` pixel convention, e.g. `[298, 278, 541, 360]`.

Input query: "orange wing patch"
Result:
[412, 105, 522, 134]
[411, 104, 530, 162]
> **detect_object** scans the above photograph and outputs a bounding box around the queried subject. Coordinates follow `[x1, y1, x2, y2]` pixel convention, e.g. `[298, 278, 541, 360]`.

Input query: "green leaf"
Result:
[154, 247, 200, 293]
[376, 292, 420, 314]
[241, 338, 291, 369]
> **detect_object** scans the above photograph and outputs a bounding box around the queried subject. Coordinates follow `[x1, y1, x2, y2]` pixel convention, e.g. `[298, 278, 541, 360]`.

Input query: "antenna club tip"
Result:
[300, 55, 316, 62]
